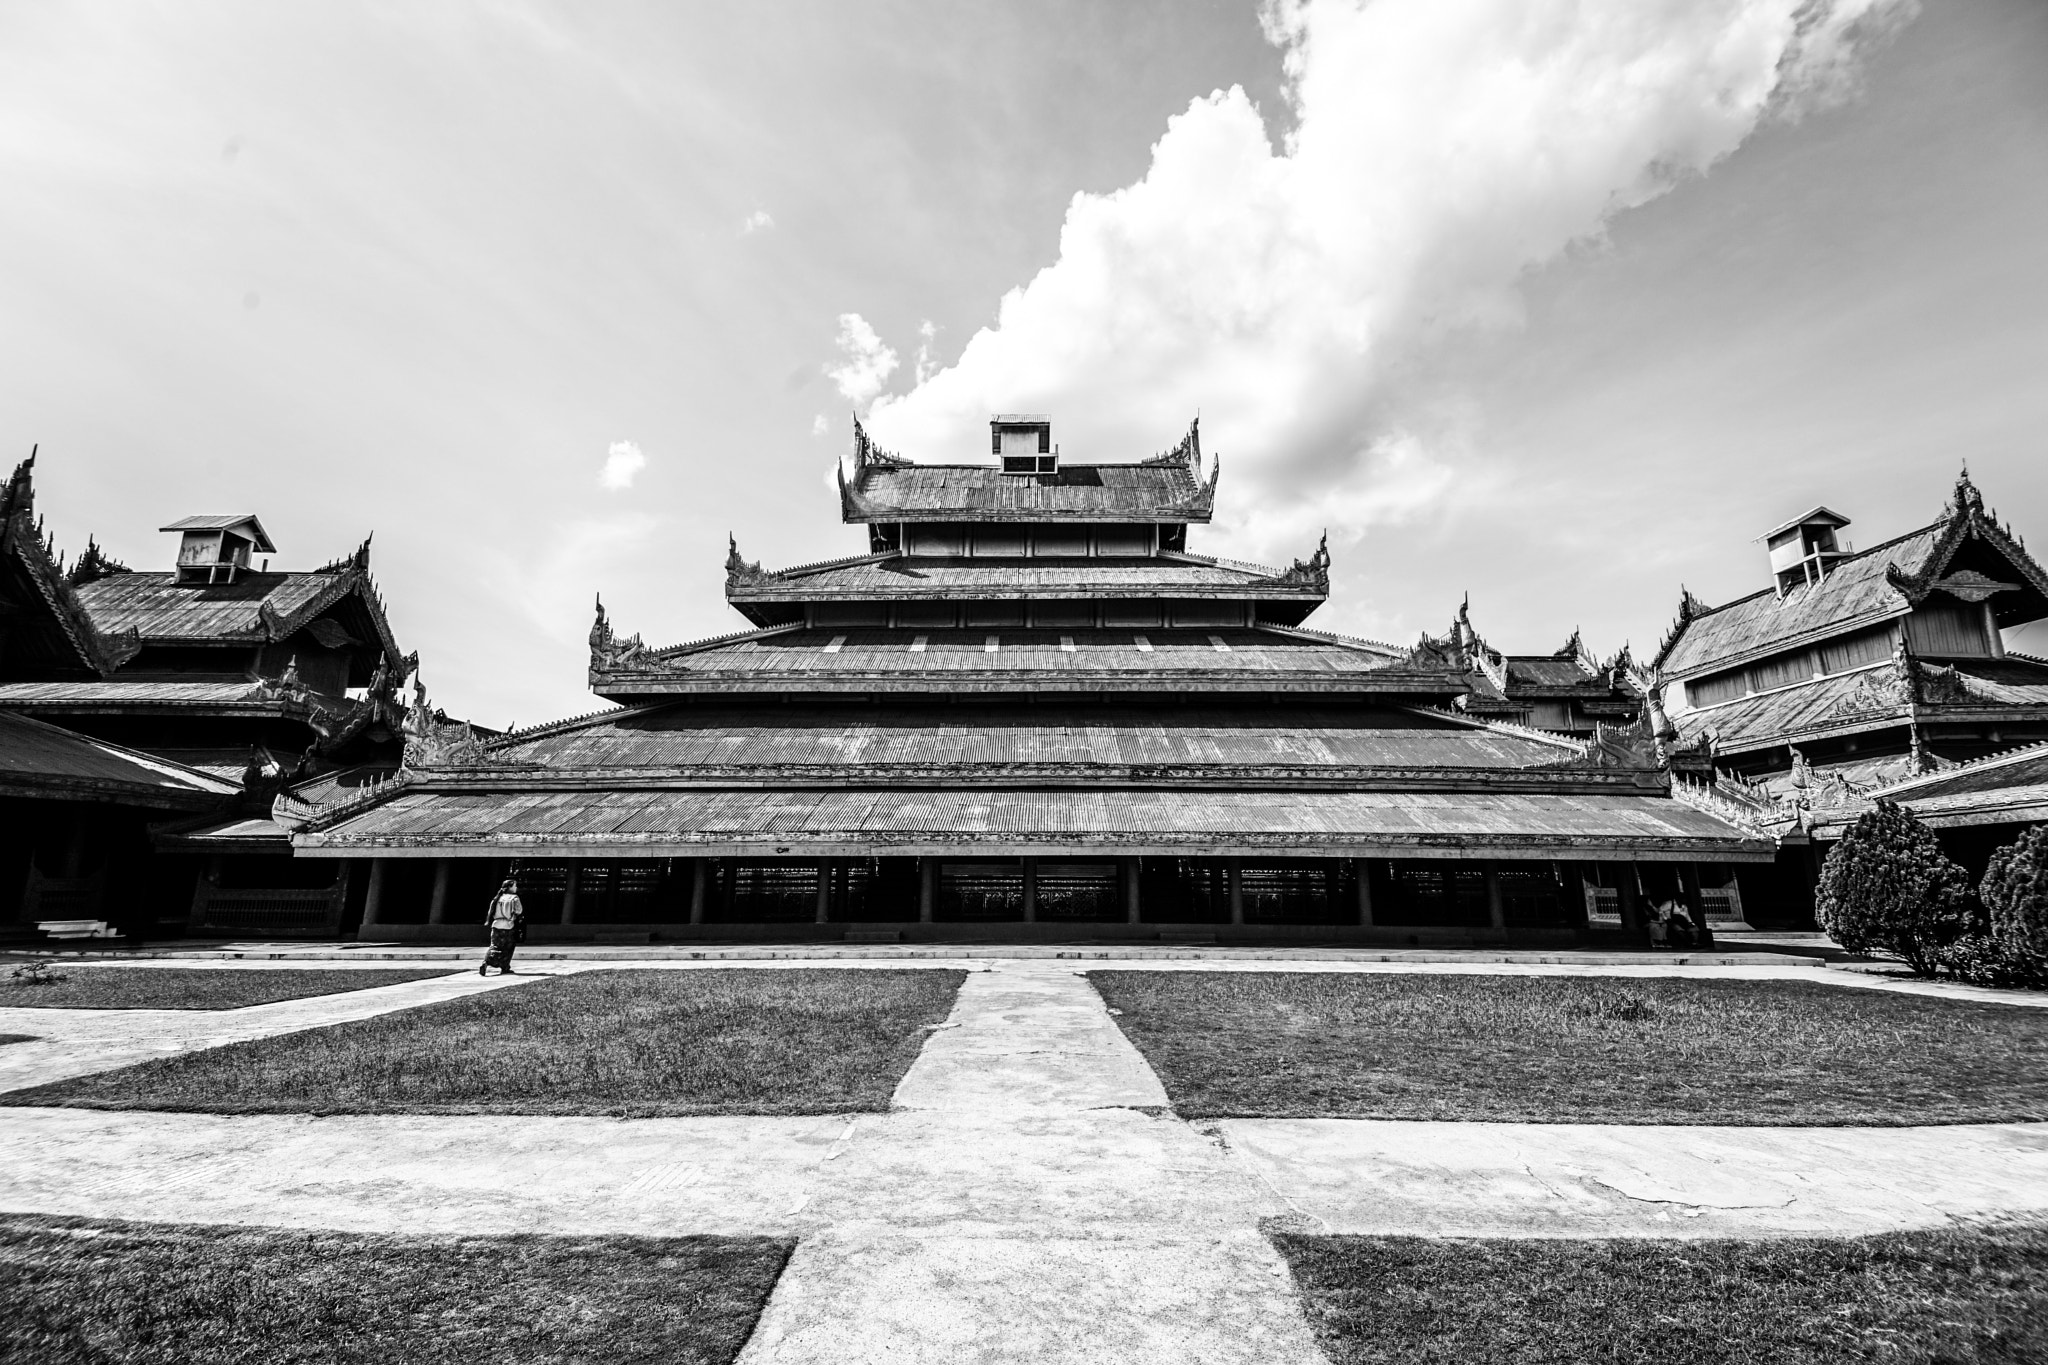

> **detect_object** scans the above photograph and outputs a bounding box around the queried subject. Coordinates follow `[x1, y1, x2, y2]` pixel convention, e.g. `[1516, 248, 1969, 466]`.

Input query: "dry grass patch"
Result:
[1091, 971, 2048, 1124]
[1, 1213, 790, 1365]
[5, 967, 963, 1116]
[1275, 1222, 2048, 1364]
[0, 967, 458, 1010]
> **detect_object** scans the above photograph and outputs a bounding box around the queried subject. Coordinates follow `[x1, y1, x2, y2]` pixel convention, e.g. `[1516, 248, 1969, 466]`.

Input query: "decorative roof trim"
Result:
[1254, 622, 1403, 658]
[1866, 735, 2048, 801]
[0, 450, 138, 677]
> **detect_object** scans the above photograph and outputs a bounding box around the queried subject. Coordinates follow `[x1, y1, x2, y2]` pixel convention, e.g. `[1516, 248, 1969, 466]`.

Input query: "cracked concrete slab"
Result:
[1218, 1116, 2048, 1238]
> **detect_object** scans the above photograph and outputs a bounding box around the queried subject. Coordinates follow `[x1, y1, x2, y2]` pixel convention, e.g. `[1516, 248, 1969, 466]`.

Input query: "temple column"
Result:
[1227, 858, 1244, 926]
[360, 858, 389, 932]
[919, 859, 936, 923]
[1485, 865, 1505, 931]
[816, 860, 832, 924]
[1123, 858, 1141, 924]
[1618, 864, 1644, 938]
[1355, 859, 1374, 927]
[427, 860, 453, 925]
[689, 860, 708, 926]
[560, 864, 580, 926]
[1021, 858, 1037, 923]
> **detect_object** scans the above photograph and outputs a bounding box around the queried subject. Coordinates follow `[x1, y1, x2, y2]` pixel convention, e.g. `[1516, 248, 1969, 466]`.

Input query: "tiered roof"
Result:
[295, 414, 1769, 867]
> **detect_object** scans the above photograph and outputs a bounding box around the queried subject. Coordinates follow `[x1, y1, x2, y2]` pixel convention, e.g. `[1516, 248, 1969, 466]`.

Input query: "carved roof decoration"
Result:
[0, 450, 140, 678]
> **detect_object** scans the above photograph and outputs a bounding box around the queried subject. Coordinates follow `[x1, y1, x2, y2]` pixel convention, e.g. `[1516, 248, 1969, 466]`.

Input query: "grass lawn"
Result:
[1090, 972, 2048, 1124]
[4, 968, 964, 1116]
[0, 967, 458, 1010]
[0, 1213, 790, 1365]
[1274, 1222, 2048, 1365]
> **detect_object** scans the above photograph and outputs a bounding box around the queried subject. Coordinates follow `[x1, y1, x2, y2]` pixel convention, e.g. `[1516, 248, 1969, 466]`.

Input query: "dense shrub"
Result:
[1981, 826, 2048, 969]
[1815, 799, 1973, 975]
[1944, 825, 2048, 989]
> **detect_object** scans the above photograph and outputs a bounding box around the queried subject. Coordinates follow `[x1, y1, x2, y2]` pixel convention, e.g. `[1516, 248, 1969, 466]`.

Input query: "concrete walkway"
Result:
[2, 957, 2045, 1361]
[0, 967, 539, 1092]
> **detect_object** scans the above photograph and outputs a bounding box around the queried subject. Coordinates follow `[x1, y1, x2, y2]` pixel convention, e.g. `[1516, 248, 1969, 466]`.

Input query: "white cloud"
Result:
[811, 413, 830, 437]
[914, 319, 940, 384]
[599, 438, 647, 490]
[861, 0, 1913, 562]
[740, 208, 774, 234]
[823, 312, 899, 408]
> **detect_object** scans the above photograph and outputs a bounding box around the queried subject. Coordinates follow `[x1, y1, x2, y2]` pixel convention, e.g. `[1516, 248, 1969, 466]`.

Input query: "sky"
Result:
[3, 0, 2045, 727]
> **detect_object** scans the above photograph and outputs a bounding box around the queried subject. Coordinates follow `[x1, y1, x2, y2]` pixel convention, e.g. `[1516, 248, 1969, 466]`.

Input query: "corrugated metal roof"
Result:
[600, 627, 1462, 698]
[1660, 526, 1938, 679]
[1672, 668, 1906, 754]
[844, 462, 1209, 523]
[298, 786, 1769, 860]
[493, 703, 1577, 771]
[73, 571, 338, 642]
[0, 711, 241, 807]
[1950, 658, 2048, 707]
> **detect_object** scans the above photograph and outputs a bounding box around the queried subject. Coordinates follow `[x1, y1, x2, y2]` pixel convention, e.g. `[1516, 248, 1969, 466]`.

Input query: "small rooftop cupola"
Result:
[991, 414, 1056, 476]
[1759, 506, 1853, 595]
[161, 514, 276, 585]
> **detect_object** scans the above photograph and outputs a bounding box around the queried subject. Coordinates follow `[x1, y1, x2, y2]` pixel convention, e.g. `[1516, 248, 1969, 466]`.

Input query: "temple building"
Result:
[1434, 600, 1642, 737]
[1653, 470, 2048, 901]
[0, 452, 415, 937]
[291, 416, 1769, 943]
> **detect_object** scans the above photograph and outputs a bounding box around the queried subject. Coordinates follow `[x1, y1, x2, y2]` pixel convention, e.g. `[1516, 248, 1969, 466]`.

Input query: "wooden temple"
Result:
[0, 451, 416, 937]
[1652, 469, 2048, 907]
[289, 416, 1770, 943]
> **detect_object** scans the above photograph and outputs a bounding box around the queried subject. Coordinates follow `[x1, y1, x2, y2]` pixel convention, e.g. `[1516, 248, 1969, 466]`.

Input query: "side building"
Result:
[1652, 470, 2048, 915]
[0, 452, 417, 938]
[292, 416, 1767, 944]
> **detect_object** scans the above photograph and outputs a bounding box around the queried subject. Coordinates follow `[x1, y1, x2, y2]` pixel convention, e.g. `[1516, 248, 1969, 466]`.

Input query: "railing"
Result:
[192, 889, 343, 937]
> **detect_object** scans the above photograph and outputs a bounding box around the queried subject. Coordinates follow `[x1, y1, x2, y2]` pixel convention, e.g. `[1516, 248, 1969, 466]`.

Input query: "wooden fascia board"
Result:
[591, 673, 1470, 700]
[381, 766, 1666, 795]
[297, 831, 1775, 862]
[726, 582, 1329, 603]
[839, 507, 1213, 525]
[0, 697, 293, 718]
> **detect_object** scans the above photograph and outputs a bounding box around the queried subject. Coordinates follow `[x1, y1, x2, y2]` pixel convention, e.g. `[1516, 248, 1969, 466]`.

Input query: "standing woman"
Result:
[481, 878, 525, 976]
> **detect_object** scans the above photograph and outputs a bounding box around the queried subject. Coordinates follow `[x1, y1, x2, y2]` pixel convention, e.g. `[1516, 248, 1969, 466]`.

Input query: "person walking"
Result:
[481, 878, 525, 976]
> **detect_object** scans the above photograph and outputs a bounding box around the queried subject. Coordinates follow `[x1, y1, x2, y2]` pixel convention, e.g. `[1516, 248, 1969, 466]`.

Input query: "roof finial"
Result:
[1952, 463, 1984, 519]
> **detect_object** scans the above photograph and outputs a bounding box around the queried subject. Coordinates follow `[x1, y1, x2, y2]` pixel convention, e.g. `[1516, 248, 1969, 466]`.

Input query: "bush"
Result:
[1936, 933, 2043, 989]
[1981, 825, 2048, 976]
[1816, 799, 1974, 975]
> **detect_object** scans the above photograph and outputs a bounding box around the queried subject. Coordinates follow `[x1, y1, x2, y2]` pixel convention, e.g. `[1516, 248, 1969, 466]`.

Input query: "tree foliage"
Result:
[1975, 824, 2048, 984]
[1815, 799, 1973, 975]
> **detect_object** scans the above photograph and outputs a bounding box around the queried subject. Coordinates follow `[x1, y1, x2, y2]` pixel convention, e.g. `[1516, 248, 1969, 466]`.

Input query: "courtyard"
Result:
[2, 947, 2044, 1362]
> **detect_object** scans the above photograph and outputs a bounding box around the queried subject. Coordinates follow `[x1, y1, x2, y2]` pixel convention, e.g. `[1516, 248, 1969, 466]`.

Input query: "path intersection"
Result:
[2, 953, 2044, 1363]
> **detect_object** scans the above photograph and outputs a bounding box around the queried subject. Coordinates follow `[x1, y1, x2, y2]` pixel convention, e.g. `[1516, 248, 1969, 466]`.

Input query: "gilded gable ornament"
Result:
[589, 596, 658, 672]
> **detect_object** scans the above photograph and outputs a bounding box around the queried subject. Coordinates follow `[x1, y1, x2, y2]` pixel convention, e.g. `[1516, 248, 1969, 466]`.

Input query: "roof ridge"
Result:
[485, 703, 653, 749]
[648, 620, 806, 659]
[1160, 548, 1283, 577]
[763, 550, 901, 580]
[1401, 703, 1590, 754]
[1257, 621, 1404, 656]
[1871, 734, 2048, 798]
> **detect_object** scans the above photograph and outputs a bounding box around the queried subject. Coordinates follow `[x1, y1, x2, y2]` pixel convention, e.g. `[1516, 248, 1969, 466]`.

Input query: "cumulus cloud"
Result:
[599, 439, 647, 490]
[740, 208, 774, 234]
[914, 319, 940, 384]
[860, 0, 1913, 561]
[811, 413, 831, 437]
[824, 312, 898, 407]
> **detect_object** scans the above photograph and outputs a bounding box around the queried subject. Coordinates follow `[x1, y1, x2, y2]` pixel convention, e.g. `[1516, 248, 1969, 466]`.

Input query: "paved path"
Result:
[0, 967, 538, 1092]
[3, 957, 2046, 1361]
